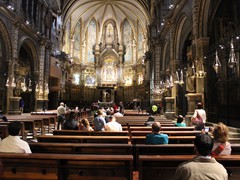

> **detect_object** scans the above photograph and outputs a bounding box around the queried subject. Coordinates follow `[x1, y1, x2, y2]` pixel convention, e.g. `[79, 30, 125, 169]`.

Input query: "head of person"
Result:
[60, 102, 64, 106]
[151, 122, 161, 134]
[2, 116, 8, 122]
[108, 115, 116, 122]
[97, 109, 103, 116]
[177, 115, 184, 123]
[69, 111, 75, 120]
[197, 102, 203, 109]
[81, 118, 90, 127]
[212, 122, 229, 143]
[8, 121, 22, 136]
[194, 133, 214, 156]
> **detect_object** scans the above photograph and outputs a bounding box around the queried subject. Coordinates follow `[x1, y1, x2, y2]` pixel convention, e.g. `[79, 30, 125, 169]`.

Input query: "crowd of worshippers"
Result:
[0, 120, 232, 179]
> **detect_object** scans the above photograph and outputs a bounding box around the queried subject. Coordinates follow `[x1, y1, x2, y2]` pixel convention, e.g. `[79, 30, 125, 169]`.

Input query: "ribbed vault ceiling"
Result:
[61, 0, 150, 33]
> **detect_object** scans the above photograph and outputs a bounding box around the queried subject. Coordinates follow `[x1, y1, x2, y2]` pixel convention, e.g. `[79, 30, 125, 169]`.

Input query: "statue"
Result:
[186, 64, 196, 92]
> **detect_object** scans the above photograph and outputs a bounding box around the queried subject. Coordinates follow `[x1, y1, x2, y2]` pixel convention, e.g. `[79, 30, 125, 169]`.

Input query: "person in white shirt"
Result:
[0, 121, 32, 153]
[191, 102, 206, 130]
[113, 109, 123, 117]
[105, 116, 122, 132]
[57, 102, 66, 130]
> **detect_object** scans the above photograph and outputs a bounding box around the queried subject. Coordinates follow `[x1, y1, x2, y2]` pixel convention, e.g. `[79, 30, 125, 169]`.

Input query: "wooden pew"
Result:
[29, 142, 132, 155]
[131, 136, 196, 144]
[53, 130, 130, 136]
[138, 155, 240, 180]
[130, 130, 201, 136]
[0, 153, 133, 180]
[37, 135, 130, 144]
[0, 122, 25, 140]
[131, 135, 240, 144]
[0, 125, 8, 139]
[123, 126, 195, 131]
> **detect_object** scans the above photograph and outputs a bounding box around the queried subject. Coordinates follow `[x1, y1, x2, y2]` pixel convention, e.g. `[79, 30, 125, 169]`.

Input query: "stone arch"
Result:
[17, 37, 39, 112]
[0, 18, 12, 113]
[174, 13, 192, 61]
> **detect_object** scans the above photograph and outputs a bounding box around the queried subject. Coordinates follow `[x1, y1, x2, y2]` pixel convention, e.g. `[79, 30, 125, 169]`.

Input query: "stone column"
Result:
[7, 20, 20, 114]
[164, 97, 175, 120]
[35, 39, 47, 111]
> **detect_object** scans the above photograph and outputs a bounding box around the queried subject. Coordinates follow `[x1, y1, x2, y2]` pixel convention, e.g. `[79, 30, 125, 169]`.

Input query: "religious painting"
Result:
[73, 20, 81, 61]
[138, 21, 144, 61]
[123, 19, 133, 63]
[87, 19, 97, 63]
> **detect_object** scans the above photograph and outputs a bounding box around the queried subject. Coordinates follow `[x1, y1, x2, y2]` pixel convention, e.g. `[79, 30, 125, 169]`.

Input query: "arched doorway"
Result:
[16, 43, 37, 113]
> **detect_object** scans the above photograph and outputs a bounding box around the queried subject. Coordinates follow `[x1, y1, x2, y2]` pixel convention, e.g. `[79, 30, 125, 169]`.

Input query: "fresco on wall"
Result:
[87, 19, 97, 63]
[138, 21, 144, 61]
[123, 20, 132, 63]
[64, 19, 71, 54]
[73, 21, 81, 62]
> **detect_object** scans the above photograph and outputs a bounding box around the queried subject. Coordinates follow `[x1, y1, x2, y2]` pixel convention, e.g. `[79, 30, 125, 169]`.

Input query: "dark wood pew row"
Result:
[0, 153, 133, 180]
[0, 122, 25, 140]
[138, 155, 240, 180]
[37, 135, 130, 144]
[53, 130, 130, 136]
[134, 143, 240, 170]
[123, 126, 195, 131]
[29, 142, 132, 155]
[131, 136, 240, 144]
[52, 130, 201, 137]
[6, 115, 51, 139]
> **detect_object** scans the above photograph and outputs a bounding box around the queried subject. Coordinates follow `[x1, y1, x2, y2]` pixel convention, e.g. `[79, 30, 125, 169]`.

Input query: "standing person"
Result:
[119, 101, 125, 115]
[175, 133, 228, 180]
[62, 111, 78, 130]
[113, 103, 118, 113]
[191, 102, 206, 130]
[0, 121, 31, 153]
[19, 98, 24, 114]
[93, 109, 106, 131]
[105, 115, 122, 132]
[57, 102, 66, 130]
[146, 122, 168, 144]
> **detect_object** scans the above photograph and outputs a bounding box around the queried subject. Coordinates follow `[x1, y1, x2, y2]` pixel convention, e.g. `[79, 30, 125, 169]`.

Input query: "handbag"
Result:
[192, 111, 203, 125]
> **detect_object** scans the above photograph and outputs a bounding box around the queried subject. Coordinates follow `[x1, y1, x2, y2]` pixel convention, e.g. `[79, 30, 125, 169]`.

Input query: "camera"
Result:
[204, 127, 209, 132]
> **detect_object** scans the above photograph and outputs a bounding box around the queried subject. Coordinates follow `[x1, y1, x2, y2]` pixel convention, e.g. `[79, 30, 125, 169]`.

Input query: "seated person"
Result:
[62, 111, 78, 130]
[144, 115, 155, 126]
[175, 133, 228, 180]
[146, 122, 168, 144]
[93, 109, 106, 131]
[175, 115, 186, 127]
[113, 109, 123, 117]
[80, 118, 93, 131]
[212, 122, 231, 156]
[0, 121, 32, 153]
[105, 116, 122, 132]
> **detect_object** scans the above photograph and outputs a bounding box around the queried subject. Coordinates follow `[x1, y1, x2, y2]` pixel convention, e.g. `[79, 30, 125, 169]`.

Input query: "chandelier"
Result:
[213, 51, 221, 74]
[228, 38, 237, 68]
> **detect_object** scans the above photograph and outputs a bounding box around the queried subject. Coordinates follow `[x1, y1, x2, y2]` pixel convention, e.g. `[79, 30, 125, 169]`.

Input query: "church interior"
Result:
[1, 1, 240, 179]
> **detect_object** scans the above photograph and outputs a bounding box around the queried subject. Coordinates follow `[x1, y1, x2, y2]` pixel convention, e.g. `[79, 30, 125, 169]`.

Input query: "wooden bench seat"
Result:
[130, 130, 201, 136]
[37, 135, 130, 144]
[138, 154, 240, 180]
[29, 142, 132, 155]
[53, 130, 130, 136]
[0, 153, 133, 180]
[123, 126, 195, 131]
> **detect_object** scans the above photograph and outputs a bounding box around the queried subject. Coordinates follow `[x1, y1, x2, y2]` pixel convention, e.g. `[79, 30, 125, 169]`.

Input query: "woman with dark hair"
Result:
[175, 115, 186, 127]
[191, 102, 206, 130]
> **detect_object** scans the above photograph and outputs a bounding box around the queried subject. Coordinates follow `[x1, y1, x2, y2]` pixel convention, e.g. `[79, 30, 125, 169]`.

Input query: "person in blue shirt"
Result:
[175, 115, 187, 127]
[146, 122, 169, 144]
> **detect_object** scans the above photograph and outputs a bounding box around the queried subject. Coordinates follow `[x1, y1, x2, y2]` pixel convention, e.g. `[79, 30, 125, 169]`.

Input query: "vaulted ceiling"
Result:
[60, 0, 151, 33]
